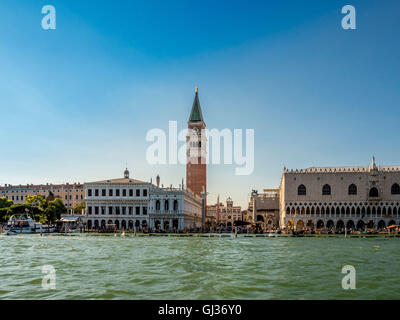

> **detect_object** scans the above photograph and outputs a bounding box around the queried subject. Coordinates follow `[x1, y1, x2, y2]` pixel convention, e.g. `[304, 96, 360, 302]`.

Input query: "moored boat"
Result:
[55, 217, 83, 233]
[3, 214, 54, 235]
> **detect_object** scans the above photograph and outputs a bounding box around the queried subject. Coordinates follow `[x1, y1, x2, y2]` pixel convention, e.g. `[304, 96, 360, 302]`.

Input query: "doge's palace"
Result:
[280, 157, 400, 231]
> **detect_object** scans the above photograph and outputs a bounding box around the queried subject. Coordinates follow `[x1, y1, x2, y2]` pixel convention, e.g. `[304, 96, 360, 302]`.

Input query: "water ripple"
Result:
[0, 235, 399, 299]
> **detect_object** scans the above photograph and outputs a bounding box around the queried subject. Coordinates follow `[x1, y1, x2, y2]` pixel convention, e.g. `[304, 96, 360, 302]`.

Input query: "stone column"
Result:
[251, 191, 257, 223]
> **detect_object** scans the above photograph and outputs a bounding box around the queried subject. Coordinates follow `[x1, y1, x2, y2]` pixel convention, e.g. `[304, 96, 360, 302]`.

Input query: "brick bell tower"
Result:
[186, 87, 207, 199]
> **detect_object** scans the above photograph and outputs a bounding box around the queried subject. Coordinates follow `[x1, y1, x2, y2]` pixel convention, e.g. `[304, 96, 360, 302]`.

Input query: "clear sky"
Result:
[0, 0, 399, 208]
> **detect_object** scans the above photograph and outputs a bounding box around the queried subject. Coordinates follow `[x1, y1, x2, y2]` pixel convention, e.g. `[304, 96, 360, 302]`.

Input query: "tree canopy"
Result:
[73, 201, 85, 214]
[0, 196, 67, 223]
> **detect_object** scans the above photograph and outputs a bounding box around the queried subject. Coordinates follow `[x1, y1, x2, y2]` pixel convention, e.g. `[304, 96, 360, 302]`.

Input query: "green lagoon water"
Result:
[0, 234, 399, 300]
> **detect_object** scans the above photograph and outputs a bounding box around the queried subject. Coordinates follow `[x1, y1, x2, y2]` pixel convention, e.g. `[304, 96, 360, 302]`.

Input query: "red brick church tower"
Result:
[186, 88, 206, 199]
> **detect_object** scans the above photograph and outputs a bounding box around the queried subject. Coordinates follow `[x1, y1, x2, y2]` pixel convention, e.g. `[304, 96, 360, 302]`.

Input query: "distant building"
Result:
[0, 182, 84, 214]
[248, 189, 280, 230]
[84, 168, 202, 231]
[207, 197, 242, 228]
[280, 157, 400, 231]
[149, 182, 202, 231]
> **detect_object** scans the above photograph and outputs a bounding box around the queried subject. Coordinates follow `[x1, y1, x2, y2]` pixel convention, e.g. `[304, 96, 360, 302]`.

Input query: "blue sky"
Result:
[0, 0, 399, 208]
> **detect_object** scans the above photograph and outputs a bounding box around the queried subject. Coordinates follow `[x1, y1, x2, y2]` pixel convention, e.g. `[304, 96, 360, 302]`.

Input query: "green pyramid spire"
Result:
[189, 88, 204, 123]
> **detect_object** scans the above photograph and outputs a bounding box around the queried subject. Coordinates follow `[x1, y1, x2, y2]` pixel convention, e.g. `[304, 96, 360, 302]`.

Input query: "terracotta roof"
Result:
[0, 183, 83, 190]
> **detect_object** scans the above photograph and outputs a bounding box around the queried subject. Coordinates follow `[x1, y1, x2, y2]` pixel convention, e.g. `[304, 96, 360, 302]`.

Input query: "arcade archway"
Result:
[346, 220, 355, 230]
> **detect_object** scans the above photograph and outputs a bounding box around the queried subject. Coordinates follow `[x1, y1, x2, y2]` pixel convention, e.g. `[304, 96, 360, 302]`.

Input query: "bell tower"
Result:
[186, 87, 207, 198]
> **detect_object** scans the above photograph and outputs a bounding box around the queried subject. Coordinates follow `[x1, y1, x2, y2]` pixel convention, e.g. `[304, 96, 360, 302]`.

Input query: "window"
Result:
[136, 207, 140, 215]
[88, 189, 92, 196]
[122, 207, 126, 215]
[129, 207, 133, 215]
[101, 207, 105, 215]
[94, 206, 99, 215]
[322, 184, 331, 195]
[136, 189, 140, 197]
[391, 183, 400, 195]
[143, 189, 147, 197]
[122, 189, 127, 197]
[156, 200, 160, 211]
[109, 189, 113, 196]
[143, 207, 147, 215]
[116, 189, 120, 197]
[369, 187, 379, 197]
[95, 189, 99, 197]
[108, 207, 113, 215]
[102, 189, 106, 196]
[165, 200, 169, 211]
[129, 189, 133, 197]
[348, 184, 357, 195]
[297, 185, 306, 195]
[173, 200, 178, 211]
[88, 207, 92, 215]
[116, 207, 120, 215]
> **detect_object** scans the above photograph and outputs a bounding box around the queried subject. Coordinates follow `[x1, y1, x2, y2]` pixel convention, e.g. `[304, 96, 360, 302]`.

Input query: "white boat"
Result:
[3, 214, 54, 235]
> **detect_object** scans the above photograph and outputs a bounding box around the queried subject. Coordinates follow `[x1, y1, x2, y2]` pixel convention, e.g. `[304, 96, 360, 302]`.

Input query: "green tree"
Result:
[44, 199, 67, 224]
[0, 207, 10, 222]
[6, 203, 43, 220]
[73, 201, 85, 214]
[0, 197, 13, 209]
[26, 195, 47, 210]
[0, 197, 13, 222]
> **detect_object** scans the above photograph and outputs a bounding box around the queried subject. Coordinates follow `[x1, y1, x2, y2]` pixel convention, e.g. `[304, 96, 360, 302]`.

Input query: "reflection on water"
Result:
[0, 234, 399, 299]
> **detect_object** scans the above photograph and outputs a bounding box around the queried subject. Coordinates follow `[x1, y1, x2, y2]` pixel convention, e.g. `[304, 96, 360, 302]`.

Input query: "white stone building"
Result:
[149, 184, 202, 231]
[279, 157, 400, 231]
[85, 169, 202, 231]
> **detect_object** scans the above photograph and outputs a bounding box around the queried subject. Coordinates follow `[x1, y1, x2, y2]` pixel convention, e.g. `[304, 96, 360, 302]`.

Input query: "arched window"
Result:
[156, 200, 160, 211]
[348, 184, 357, 195]
[322, 184, 331, 195]
[297, 184, 306, 195]
[173, 200, 178, 211]
[165, 200, 169, 211]
[369, 187, 379, 197]
[391, 183, 400, 195]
